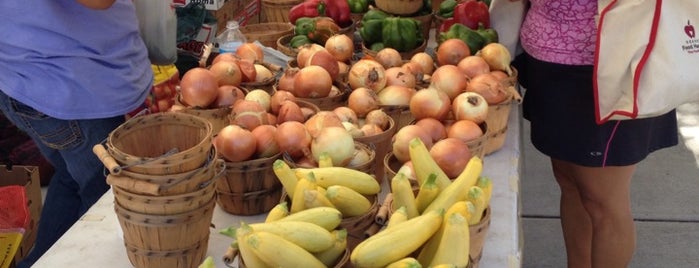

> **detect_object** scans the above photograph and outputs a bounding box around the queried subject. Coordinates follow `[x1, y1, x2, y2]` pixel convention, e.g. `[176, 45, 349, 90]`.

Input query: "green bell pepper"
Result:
[382, 17, 423, 52]
[439, 23, 487, 53]
[476, 23, 499, 44]
[348, 0, 369, 13]
[370, 42, 385, 51]
[437, 0, 457, 18]
[359, 9, 389, 46]
[289, 34, 312, 48]
[294, 17, 316, 36]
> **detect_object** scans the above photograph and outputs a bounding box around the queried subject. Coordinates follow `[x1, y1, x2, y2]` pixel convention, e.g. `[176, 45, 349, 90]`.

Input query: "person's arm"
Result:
[75, 0, 117, 9]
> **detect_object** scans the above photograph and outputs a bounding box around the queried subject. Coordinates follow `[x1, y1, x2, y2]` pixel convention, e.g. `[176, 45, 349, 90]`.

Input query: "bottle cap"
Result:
[226, 20, 240, 30]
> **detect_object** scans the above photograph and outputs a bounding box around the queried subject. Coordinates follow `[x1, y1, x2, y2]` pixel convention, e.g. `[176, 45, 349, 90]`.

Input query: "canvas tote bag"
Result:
[488, 0, 529, 58]
[594, 0, 699, 124]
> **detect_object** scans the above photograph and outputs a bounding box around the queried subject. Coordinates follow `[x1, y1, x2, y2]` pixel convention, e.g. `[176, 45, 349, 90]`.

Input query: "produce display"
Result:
[144, 1, 521, 267]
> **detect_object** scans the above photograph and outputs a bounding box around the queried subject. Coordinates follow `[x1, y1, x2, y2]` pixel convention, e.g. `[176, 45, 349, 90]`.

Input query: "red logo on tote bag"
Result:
[685, 20, 695, 38]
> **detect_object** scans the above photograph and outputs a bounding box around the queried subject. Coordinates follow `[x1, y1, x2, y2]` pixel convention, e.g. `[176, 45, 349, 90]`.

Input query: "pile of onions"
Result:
[277, 68, 299, 92]
[457, 56, 491, 79]
[333, 106, 358, 124]
[477, 42, 513, 75]
[214, 85, 245, 108]
[410, 52, 435, 75]
[253, 64, 275, 83]
[276, 100, 305, 123]
[414, 117, 447, 143]
[307, 49, 340, 81]
[244, 89, 272, 112]
[348, 59, 387, 91]
[311, 126, 355, 166]
[270, 90, 296, 114]
[209, 61, 242, 86]
[215, 125, 257, 162]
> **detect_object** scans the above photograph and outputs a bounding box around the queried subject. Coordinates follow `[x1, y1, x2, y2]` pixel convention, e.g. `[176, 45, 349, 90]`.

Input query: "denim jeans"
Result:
[0, 91, 124, 268]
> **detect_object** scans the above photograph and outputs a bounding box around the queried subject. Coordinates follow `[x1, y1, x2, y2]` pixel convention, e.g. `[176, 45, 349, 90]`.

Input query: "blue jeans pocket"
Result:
[10, 99, 83, 150]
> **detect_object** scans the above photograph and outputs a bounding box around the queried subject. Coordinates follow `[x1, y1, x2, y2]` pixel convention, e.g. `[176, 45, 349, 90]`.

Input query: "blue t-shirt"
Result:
[0, 0, 153, 120]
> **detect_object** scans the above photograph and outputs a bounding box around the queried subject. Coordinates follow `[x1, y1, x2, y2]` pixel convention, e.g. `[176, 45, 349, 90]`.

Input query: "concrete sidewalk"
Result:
[520, 102, 699, 267]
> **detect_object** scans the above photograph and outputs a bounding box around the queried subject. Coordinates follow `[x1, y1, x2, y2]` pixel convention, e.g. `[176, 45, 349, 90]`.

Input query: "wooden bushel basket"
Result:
[173, 93, 231, 136]
[240, 23, 294, 49]
[114, 197, 215, 268]
[380, 105, 414, 131]
[112, 180, 216, 215]
[354, 116, 397, 184]
[469, 206, 492, 268]
[103, 112, 213, 176]
[216, 153, 284, 216]
[484, 67, 522, 155]
[261, 0, 303, 23]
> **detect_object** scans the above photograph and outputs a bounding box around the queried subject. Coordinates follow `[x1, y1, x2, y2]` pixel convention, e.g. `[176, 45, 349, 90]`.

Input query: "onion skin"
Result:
[391, 124, 433, 163]
[457, 56, 491, 79]
[270, 90, 296, 114]
[348, 59, 387, 91]
[348, 87, 381, 117]
[297, 43, 325, 67]
[477, 42, 513, 75]
[278, 68, 299, 92]
[216, 125, 257, 162]
[377, 85, 416, 106]
[251, 125, 280, 158]
[466, 73, 509, 105]
[235, 43, 264, 62]
[375, 48, 403, 69]
[410, 52, 435, 75]
[180, 67, 219, 108]
[385, 67, 417, 88]
[447, 119, 484, 143]
[333, 106, 359, 124]
[325, 34, 354, 62]
[308, 49, 340, 81]
[414, 117, 447, 142]
[275, 121, 312, 159]
[293, 66, 333, 98]
[209, 61, 242, 86]
[436, 38, 471, 66]
[231, 100, 269, 130]
[452, 92, 489, 124]
[364, 109, 391, 131]
[409, 87, 451, 121]
[214, 85, 243, 108]
[304, 111, 344, 138]
[430, 137, 472, 178]
[311, 126, 355, 166]
[276, 100, 305, 123]
[430, 65, 468, 100]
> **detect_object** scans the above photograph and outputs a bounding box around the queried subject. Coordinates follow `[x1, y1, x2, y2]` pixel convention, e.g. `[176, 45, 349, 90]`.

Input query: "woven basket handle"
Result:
[93, 144, 122, 175]
[374, 193, 393, 225]
[106, 174, 161, 195]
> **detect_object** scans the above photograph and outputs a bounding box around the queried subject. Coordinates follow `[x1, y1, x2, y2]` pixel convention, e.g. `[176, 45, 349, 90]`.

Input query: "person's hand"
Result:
[75, 0, 116, 9]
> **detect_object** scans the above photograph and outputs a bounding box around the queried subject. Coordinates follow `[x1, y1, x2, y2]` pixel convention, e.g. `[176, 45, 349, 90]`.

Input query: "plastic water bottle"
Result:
[216, 20, 247, 54]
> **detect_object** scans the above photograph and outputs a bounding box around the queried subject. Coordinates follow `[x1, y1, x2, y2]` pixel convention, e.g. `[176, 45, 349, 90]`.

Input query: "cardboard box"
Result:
[0, 166, 42, 266]
[212, 0, 261, 34]
[172, 0, 228, 10]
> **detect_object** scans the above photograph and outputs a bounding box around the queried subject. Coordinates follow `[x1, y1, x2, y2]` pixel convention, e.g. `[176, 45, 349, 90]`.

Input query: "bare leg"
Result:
[552, 158, 636, 268]
[552, 159, 592, 268]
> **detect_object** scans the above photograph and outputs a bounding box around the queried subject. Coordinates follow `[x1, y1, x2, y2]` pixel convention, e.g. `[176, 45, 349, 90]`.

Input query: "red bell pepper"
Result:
[324, 0, 352, 28]
[453, 0, 490, 30]
[288, 0, 326, 25]
[288, 0, 352, 28]
[439, 17, 457, 33]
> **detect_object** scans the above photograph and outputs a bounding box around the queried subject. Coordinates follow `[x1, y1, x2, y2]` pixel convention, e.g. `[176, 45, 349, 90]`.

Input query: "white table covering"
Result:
[34, 106, 523, 268]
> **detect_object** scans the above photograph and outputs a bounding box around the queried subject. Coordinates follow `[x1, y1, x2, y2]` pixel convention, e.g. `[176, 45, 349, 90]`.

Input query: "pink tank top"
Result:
[520, 0, 598, 65]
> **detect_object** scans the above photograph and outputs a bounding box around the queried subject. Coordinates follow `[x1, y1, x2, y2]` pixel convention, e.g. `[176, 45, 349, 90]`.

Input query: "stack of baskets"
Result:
[94, 112, 223, 268]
